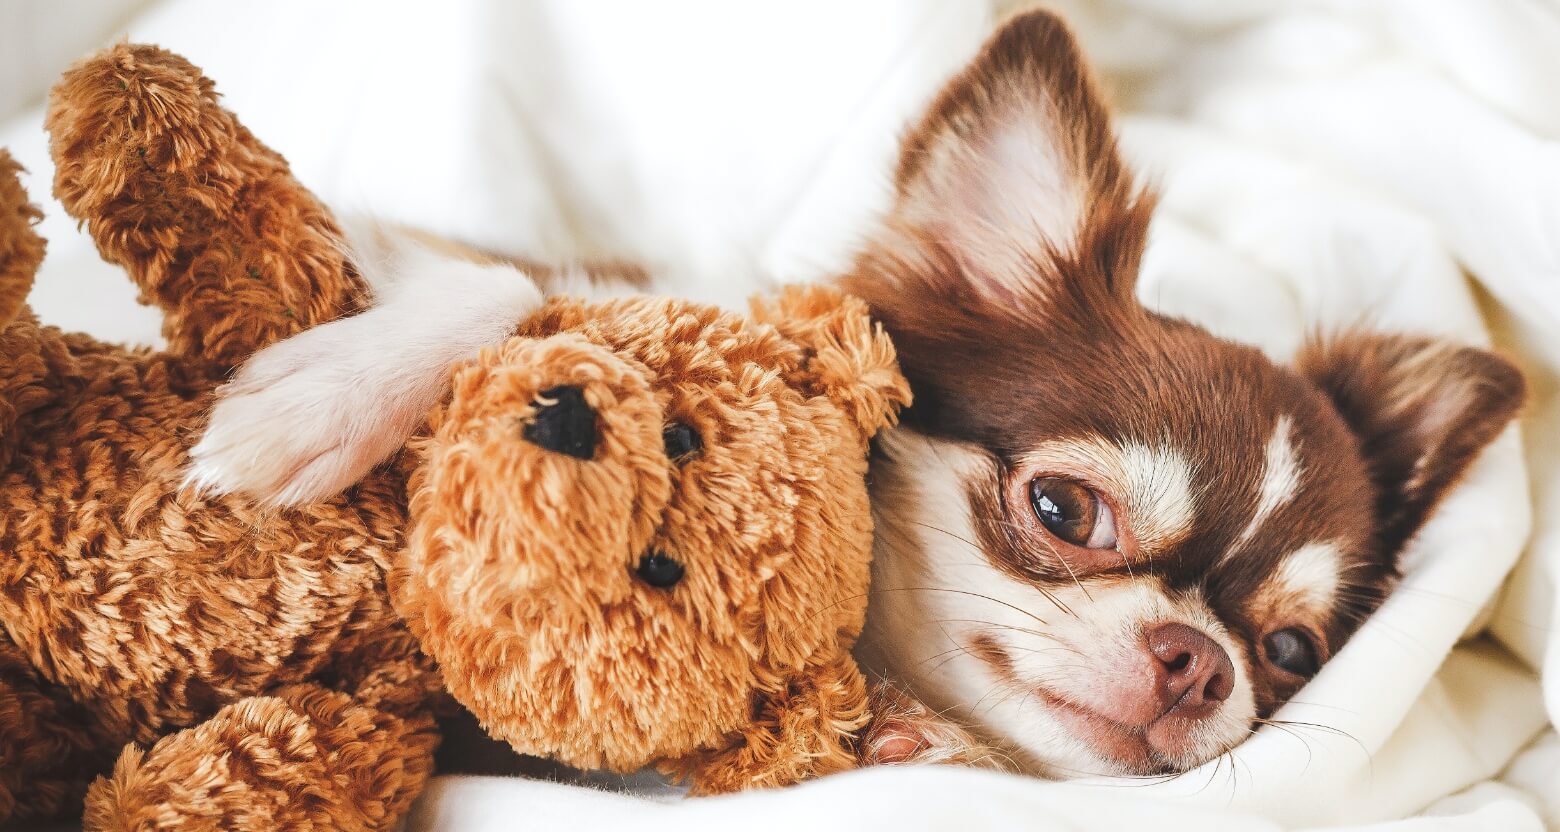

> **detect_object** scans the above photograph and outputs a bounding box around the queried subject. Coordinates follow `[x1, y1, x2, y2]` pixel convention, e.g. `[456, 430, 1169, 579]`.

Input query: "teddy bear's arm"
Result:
[0, 150, 41, 333]
[662, 651, 870, 795]
[46, 45, 365, 370]
[81, 646, 442, 832]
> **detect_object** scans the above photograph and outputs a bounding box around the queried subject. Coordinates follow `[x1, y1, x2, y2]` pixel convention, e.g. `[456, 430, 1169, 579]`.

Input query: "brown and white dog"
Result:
[839, 11, 1526, 776]
[191, 10, 1524, 781]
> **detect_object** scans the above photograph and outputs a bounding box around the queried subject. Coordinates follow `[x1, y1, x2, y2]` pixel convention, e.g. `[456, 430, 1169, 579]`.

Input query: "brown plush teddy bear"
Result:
[0, 44, 909, 829]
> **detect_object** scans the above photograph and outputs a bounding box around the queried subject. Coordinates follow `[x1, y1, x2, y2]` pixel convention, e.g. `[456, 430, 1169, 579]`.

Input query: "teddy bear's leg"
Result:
[81, 653, 441, 832]
[0, 632, 113, 826]
[46, 44, 365, 370]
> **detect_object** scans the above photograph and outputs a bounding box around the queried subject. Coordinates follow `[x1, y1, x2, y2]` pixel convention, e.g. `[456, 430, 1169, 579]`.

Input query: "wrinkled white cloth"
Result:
[2, 1, 1556, 830]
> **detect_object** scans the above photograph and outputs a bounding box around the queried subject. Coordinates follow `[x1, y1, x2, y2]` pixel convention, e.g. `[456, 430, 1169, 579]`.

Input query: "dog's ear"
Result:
[1297, 333, 1525, 553]
[855, 9, 1149, 311]
[750, 284, 911, 442]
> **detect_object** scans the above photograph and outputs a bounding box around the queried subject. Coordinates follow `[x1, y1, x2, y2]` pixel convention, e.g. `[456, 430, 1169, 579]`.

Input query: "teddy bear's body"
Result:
[0, 45, 910, 830]
[0, 313, 433, 825]
[0, 46, 439, 827]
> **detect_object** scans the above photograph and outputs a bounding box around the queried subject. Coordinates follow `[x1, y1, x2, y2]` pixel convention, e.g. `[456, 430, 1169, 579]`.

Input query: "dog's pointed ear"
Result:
[1297, 333, 1525, 552]
[867, 9, 1148, 306]
[749, 284, 910, 442]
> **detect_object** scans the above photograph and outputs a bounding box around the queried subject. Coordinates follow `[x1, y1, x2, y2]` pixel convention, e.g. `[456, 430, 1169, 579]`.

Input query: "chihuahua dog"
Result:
[837, 11, 1525, 776]
[192, 10, 1524, 780]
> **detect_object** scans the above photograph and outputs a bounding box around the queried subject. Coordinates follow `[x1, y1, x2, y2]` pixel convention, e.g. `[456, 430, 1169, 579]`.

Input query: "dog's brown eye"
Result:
[1263, 628, 1319, 677]
[1029, 478, 1118, 549]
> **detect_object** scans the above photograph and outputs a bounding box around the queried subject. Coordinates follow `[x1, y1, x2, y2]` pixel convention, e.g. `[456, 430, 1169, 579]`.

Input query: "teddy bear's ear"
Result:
[750, 285, 911, 440]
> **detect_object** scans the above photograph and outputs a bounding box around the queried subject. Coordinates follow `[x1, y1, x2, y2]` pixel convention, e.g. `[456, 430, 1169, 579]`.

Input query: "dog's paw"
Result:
[187, 315, 427, 505]
[188, 252, 544, 505]
[860, 682, 1010, 770]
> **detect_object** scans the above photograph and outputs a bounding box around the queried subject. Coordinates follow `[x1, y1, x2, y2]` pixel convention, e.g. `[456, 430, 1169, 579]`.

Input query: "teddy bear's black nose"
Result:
[522, 386, 597, 460]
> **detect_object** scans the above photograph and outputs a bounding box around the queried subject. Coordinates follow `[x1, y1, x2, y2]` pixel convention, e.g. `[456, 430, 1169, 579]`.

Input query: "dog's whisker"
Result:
[909, 521, 1078, 618]
[869, 585, 1055, 629]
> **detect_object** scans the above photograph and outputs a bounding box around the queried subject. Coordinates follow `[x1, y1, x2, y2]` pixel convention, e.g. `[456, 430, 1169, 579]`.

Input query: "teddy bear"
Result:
[0, 43, 910, 829]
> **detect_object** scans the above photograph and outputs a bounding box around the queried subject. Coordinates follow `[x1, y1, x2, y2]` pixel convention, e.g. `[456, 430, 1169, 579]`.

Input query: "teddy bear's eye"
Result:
[636, 551, 685, 588]
[663, 422, 702, 463]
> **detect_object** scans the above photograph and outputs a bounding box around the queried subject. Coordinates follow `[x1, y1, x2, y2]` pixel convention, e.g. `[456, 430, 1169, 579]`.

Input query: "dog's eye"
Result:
[636, 551, 685, 588]
[663, 423, 702, 463]
[1029, 478, 1118, 549]
[1263, 628, 1319, 677]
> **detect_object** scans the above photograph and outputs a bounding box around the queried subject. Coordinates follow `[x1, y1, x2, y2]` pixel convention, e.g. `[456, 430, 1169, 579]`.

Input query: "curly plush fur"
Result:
[0, 45, 910, 829]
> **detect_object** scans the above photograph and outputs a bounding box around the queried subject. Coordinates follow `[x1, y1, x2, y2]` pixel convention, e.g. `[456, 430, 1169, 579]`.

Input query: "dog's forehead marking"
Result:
[1118, 441, 1197, 551]
[1264, 542, 1342, 613]
[1231, 415, 1302, 553]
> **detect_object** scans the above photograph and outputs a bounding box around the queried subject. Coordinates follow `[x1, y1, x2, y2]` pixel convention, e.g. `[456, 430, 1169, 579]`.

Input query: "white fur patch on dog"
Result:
[187, 235, 544, 506]
[1234, 415, 1302, 549]
[1117, 440, 1198, 551]
[1271, 542, 1343, 611]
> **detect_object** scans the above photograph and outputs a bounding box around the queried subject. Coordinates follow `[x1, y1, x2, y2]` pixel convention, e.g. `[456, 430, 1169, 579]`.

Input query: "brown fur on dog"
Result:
[0, 45, 907, 828]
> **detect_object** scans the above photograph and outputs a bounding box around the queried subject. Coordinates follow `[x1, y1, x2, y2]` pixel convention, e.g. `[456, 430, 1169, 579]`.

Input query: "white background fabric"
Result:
[2, 1, 1556, 829]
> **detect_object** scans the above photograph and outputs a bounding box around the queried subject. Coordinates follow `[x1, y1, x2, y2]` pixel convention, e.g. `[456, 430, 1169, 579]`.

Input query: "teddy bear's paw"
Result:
[83, 689, 437, 832]
[188, 251, 545, 505]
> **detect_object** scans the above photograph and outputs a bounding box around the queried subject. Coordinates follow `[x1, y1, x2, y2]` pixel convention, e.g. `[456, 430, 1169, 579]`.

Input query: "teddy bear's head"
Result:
[393, 285, 909, 790]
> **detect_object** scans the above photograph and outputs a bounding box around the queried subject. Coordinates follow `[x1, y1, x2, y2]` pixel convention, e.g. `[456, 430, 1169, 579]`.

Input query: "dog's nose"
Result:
[522, 386, 598, 459]
[1146, 622, 1234, 720]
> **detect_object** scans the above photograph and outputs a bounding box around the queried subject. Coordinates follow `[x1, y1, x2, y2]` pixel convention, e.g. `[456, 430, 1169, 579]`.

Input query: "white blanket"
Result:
[3, 1, 1557, 829]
